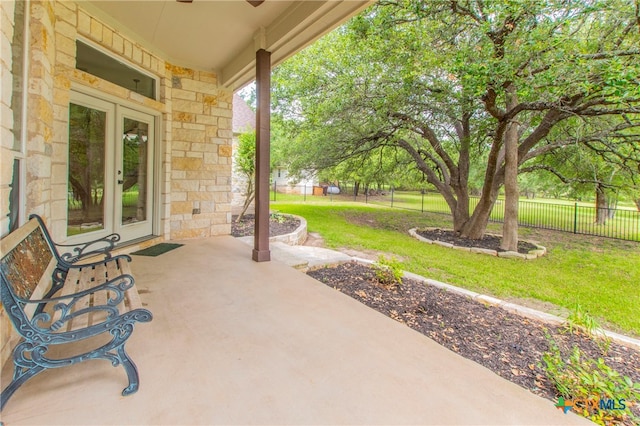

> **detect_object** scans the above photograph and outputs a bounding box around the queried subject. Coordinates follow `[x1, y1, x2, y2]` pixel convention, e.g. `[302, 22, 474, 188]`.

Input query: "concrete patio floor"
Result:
[1, 236, 590, 425]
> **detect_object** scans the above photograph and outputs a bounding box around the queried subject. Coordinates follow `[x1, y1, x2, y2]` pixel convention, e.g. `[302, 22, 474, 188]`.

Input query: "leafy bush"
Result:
[269, 212, 287, 223]
[540, 333, 640, 425]
[372, 256, 403, 287]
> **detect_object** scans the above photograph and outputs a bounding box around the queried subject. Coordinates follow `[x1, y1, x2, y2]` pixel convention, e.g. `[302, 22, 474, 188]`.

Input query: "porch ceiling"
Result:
[84, 0, 372, 89]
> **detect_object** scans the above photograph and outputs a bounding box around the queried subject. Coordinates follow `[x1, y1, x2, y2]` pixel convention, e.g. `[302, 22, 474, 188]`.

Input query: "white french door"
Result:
[67, 91, 156, 244]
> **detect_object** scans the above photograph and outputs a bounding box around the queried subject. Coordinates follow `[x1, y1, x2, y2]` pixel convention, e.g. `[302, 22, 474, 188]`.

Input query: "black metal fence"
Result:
[271, 182, 640, 242]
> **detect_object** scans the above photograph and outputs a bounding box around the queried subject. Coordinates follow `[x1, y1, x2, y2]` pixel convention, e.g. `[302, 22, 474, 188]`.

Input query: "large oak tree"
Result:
[273, 0, 640, 247]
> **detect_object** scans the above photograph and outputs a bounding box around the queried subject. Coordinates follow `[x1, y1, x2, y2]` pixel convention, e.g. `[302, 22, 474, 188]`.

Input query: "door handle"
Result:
[118, 180, 124, 184]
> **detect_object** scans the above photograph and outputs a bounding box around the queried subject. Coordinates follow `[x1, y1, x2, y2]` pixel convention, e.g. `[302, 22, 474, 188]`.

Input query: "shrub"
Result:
[372, 255, 403, 287]
[540, 333, 640, 425]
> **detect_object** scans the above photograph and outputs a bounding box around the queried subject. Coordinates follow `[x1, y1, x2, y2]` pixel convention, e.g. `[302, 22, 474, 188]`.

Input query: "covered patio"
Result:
[1, 237, 589, 424]
[0, 1, 593, 424]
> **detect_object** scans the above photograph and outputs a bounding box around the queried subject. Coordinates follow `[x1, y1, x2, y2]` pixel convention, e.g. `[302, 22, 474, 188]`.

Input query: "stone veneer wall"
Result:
[0, 0, 232, 368]
[169, 67, 232, 238]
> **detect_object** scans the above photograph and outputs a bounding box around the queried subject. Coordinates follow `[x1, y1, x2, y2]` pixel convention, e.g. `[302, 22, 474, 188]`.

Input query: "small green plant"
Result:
[372, 255, 403, 287]
[565, 304, 601, 336]
[540, 333, 640, 425]
[564, 304, 611, 353]
[269, 212, 287, 223]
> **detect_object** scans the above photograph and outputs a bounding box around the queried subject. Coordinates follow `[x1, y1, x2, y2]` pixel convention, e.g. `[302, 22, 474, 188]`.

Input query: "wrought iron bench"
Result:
[0, 214, 152, 411]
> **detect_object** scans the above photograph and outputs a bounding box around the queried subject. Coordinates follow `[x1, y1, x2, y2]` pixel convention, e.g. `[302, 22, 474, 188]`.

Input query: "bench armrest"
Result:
[29, 214, 122, 267]
[54, 233, 121, 264]
[18, 274, 140, 335]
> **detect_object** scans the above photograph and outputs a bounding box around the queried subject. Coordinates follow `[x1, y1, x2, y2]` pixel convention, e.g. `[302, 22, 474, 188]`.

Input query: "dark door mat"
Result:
[131, 243, 183, 257]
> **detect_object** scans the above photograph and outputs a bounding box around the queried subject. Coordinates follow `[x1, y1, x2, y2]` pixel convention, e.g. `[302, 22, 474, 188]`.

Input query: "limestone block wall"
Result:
[168, 66, 232, 239]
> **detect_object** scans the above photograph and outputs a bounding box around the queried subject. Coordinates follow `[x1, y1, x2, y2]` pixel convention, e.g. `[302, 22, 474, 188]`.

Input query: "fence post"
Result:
[421, 190, 424, 213]
[573, 202, 578, 234]
[273, 182, 277, 202]
[303, 185, 306, 202]
[391, 186, 394, 208]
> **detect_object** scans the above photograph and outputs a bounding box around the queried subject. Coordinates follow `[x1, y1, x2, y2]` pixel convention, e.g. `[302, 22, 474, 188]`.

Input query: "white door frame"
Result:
[66, 88, 160, 244]
[115, 105, 155, 241]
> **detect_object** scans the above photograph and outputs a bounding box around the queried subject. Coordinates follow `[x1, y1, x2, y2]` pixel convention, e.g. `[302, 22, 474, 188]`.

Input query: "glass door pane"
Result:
[67, 103, 107, 236]
[121, 118, 149, 225]
[116, 107, 154, 241]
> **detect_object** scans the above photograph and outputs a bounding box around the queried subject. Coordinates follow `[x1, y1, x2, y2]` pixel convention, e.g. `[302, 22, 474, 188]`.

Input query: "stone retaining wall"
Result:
[409, 228, 547, 260]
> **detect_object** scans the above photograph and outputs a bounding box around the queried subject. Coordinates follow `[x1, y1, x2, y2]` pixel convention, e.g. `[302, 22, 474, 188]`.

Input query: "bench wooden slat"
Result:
[66, 266, 97, 332]
[78, 264, 107, 327]
[23, 258, 57, 319]
[106, 260, 122, 313]
[90, 272, 108, 327]
[0, 218, 39, 255]
[49, 267, 80, 327]
[116, 258, 143, 311]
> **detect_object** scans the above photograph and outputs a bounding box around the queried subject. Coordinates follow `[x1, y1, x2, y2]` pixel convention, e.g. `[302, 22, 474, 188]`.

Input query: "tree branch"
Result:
[390, 112, 458, 175]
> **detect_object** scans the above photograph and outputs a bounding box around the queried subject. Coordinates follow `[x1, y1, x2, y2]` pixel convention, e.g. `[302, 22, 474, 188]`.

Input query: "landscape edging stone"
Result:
[409, 228, 547, 260]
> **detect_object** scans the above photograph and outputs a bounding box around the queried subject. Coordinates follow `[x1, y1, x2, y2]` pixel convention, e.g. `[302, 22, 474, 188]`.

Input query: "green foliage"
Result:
[372, 255, 404, 287]
[564, 303, 612, 356]
[269, 212, 287, 224]
[272, 0, 640, 238]
[236, 131, 256, 178]
[540, 334, 640, 425]
[565, 304, 602, 337]
[234, 131, 257, 221]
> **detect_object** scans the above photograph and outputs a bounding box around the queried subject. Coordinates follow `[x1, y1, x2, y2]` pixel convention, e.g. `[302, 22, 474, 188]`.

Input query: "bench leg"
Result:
[117, 344, 140, 396]
[1, 330, 144, 411]
[1, 341, 48, 411]
[1, 364, 46, 411]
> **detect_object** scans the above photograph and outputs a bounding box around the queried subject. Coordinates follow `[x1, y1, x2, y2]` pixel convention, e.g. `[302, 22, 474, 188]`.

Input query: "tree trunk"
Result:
[236, 175, 255, 222]
[459, 198, 494, 239]
[501, 84, 519, 252]
[354, 181, 360, 197]
[634, 198, 640, 212]
[595, 184, 608, 225]
[236, 192, 255, 223]
[452, 187, 470, 233]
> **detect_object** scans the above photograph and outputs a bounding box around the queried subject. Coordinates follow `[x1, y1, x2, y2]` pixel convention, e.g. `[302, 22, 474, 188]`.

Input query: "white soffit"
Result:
[84, 0, 372, 89]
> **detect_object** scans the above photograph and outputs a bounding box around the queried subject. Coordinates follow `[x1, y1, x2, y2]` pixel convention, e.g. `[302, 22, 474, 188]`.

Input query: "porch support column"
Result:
[252, 48, 271, 262]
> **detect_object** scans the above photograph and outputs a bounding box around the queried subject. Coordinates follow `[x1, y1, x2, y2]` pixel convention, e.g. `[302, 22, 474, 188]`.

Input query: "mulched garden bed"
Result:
[416, 228, 539, 254]
[308, 261, 640, 423]
[231, 214, 300, 237]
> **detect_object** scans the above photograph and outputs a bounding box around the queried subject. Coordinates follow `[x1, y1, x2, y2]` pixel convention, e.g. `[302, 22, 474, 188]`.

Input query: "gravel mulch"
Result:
[308, 261, 640, 424]
[416, 228, 539, 254]
[231, 214, 300, 237]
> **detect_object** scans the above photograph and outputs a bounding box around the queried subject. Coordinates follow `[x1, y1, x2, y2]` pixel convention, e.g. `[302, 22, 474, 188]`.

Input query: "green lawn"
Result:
[272, 190, 640, 241]
[272, 201, 640, 337]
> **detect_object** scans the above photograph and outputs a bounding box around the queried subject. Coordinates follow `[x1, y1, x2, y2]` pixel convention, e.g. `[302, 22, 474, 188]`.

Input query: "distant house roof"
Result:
[233, 94, 256, 134]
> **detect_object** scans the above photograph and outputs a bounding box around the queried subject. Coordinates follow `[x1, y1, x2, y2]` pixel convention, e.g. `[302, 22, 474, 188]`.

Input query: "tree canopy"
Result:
[272, 0, 640, 241]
